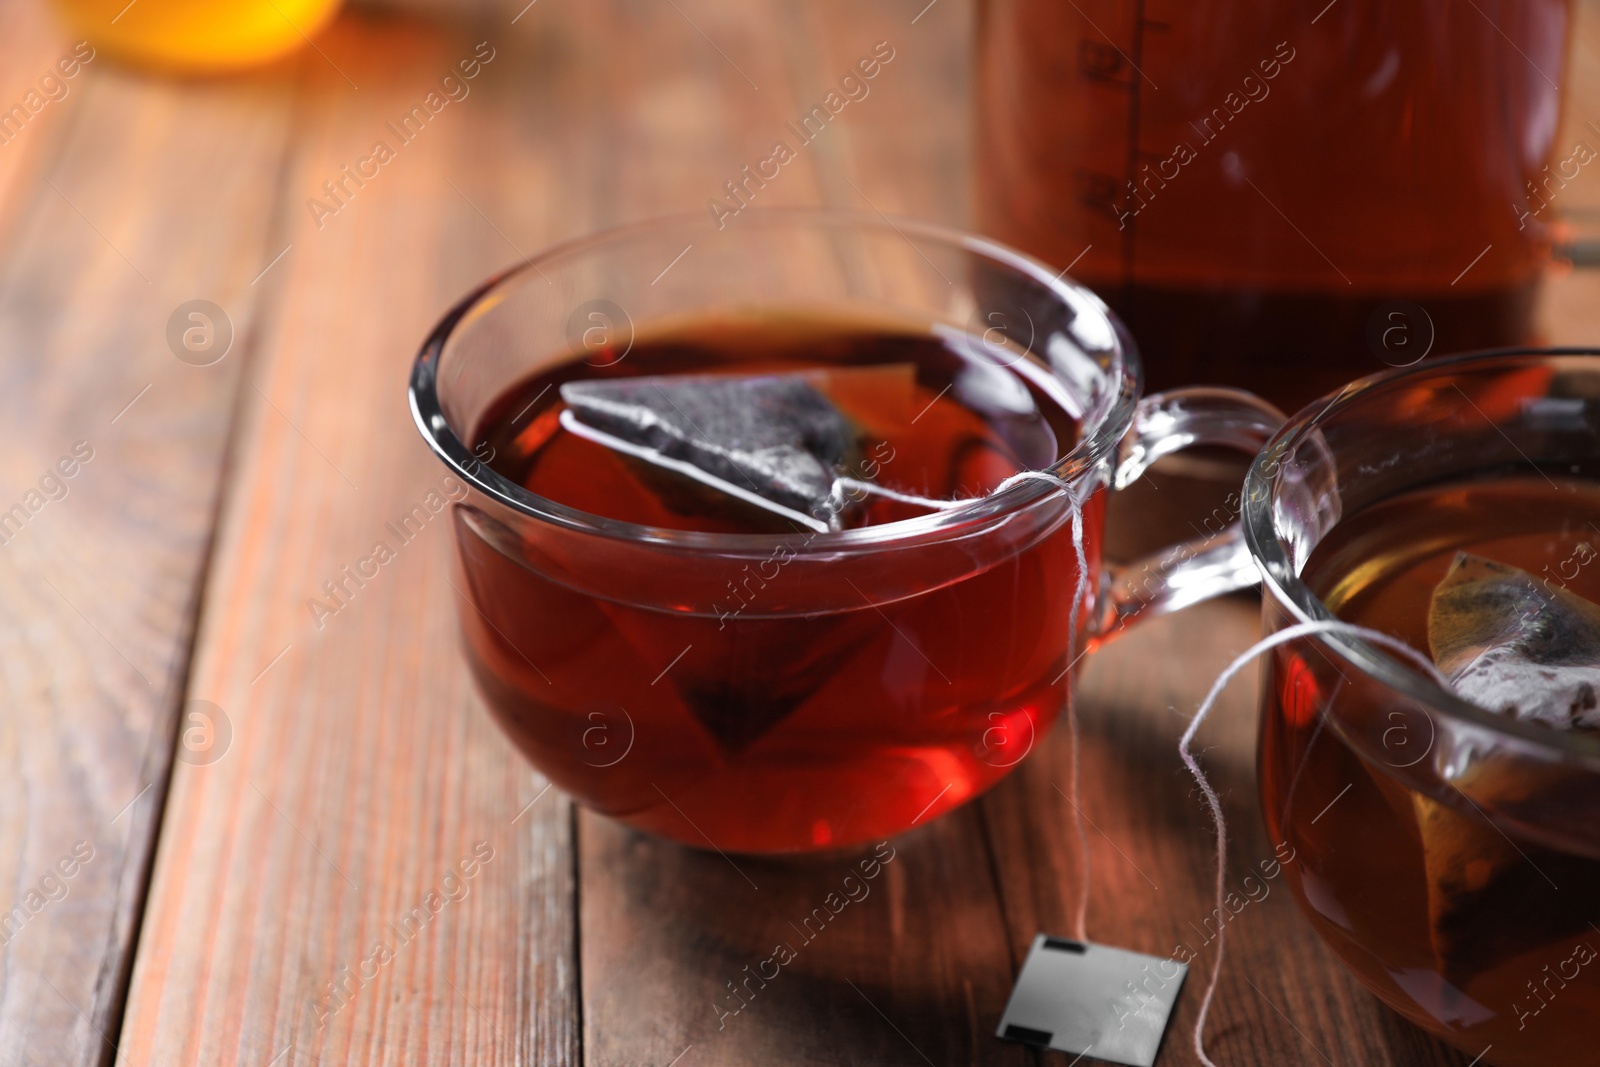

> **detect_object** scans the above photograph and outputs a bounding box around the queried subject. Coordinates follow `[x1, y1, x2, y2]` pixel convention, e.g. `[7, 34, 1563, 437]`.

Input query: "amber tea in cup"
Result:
[1249, 350, 1600, 1066]
[412, 211, 1282, 854]
[466, 314, 1092, 849]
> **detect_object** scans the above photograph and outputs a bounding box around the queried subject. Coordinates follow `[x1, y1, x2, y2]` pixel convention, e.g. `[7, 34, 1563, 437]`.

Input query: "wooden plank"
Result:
[113, 9, 585, 1065]
[0, 31, 295, 1067]
[580, 804, 1030, 1067]
[0, 2, 74, 243]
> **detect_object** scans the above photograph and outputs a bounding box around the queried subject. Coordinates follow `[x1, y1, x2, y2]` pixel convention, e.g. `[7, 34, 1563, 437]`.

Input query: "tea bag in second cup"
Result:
[1429, 553, 1600, 727]
[1416, 552, 1600, 985]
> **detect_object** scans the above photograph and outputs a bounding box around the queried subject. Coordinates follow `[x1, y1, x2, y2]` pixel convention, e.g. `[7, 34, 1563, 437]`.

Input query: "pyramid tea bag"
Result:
[1416, 552, 1600, 985]
[1429, 553, 1600, 728]
[559, 366, 916, 532]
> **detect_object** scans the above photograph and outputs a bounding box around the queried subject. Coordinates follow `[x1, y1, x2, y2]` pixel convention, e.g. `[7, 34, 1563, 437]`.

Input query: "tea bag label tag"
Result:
[997, 933, 1187, 1067]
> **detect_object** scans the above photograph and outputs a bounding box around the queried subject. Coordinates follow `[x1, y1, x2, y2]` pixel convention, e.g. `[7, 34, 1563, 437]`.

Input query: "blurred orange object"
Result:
[56, 0, 343, 74]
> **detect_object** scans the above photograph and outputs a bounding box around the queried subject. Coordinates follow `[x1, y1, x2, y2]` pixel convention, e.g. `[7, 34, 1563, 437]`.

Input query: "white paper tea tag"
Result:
[997, 934, 1187, 1066]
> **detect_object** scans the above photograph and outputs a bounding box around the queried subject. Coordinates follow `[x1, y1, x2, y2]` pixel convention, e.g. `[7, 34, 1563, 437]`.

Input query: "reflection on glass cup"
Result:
[1248, 349, 1600, 1066]
[411, 211, 1283, 854]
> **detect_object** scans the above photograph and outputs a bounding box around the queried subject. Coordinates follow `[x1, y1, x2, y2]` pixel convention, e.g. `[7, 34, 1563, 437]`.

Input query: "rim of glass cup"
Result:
[1243, 346, 1600, 763]
[409, 207, 1142, 550]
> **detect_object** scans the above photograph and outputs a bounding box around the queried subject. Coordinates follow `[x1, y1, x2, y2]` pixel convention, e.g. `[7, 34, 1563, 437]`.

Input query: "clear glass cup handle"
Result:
[1092, 387, 1287, 639]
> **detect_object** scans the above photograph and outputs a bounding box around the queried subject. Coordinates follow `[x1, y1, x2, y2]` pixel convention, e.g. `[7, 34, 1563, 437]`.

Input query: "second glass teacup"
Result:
[1248, 348, 1600, 1066]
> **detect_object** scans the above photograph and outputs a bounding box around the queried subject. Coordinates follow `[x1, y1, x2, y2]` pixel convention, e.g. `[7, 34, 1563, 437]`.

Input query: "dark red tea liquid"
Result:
[1261, 475, 1600, 1066]
[458, 314, 1097, 853]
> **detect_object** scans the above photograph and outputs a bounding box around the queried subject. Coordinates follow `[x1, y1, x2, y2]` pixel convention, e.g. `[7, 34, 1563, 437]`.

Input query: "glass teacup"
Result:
[1246, 348, 1600, 1066]
[411, 210, 1282, 854]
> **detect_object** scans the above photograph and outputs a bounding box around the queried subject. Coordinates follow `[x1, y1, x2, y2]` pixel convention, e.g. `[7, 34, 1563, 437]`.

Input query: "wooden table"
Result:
[3, 1, 1599, 1064]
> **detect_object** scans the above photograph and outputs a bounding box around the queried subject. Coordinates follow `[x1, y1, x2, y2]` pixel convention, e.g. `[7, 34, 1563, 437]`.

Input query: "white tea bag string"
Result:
[1180, 619, 1454, 1067]
[841, 467, 1096, 939]
[829, 469, 1089, 521]
[984, 469, 1097, 938]
[1063, 481, 1092, 939]
[827, 477, 971, 514]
